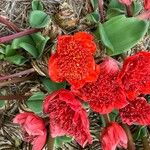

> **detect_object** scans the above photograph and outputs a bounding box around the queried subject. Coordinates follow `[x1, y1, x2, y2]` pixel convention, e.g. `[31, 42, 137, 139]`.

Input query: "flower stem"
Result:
[122, 124, 135, 150]
[0, 15, 21, 32]
[0, 68, 35, 81]
[47, 133, 54, 150]
[103, 114, 110, 126]
[0, 28, 40, 43]
[125, 5, 132, 17]
[142, 136, 150, 150]
[98, 0, 105, 22]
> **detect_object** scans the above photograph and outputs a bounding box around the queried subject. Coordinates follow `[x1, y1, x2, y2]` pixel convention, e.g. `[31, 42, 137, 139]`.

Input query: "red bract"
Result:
[13, 113, 47, 150]
[72, 57, 128, 114]
[43, 89, 92, 147]
[144, 0, 150, 10]
[120, 97, 150, 125]
[48, 32, 100, 89]
[118, 0, 132, 5]
[118, 51, 150, 100]
[101, 122, 127, 150]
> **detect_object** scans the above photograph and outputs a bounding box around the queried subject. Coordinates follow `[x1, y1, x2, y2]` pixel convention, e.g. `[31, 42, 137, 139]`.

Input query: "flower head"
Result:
[101, 122, 127, 150]
[13, 113, 47, 150]
[118, 51, 150, 100]
[43, 89, 92, 147]
[48, 32, 100, 89]
[119, 0, 132, 5]
[120, 97, 150, 125]
[72, 57, 128, 114]
[144, 0, 150, 10]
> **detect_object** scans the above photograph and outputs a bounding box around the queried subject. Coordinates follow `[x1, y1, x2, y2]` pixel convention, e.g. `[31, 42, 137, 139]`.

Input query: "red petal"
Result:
[120, 97, 150, 125]
[48, 53, 64, 83]
[144, 0, 150, 10]
[13, 113, 47, 149]
[72, 57, 128, 114]
[118, 51, 150, 100]
[74, 32, 94, 41]
[43, 89, 92, 147]
[101, 122, 127, 150]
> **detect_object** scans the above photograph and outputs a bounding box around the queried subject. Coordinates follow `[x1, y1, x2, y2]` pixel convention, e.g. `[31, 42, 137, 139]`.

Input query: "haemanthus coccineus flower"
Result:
[13, 113, 47, 150]
[101, 122, 127, 150]
[48, 32, 100, 89]
[72, 57, 128, 114]
[120, 97, 150, 125]
[118, 51, 150, 100]
[43, 89, 92, 147]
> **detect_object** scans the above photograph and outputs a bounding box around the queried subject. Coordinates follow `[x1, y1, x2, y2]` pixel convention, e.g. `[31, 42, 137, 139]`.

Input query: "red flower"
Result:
[48, 32, 100, 89]
[118, 0, 132, 5]
[72, 57, 128, 114]
[118, 51, 150, 100]
[120, 97, 150, 125]
[144, 0, 150, 10]
[13, 113, 47, 150]
[43, 89, 92, 147]
[101, 122, 127, 150]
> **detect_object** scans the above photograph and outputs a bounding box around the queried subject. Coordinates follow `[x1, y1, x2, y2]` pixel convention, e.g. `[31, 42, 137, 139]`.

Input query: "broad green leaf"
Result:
[32, 0, 43, 10]
[19, 42, 38, 58]
[40, 77, 66, 93]
[54, 136, 73, 148]
[0, 44, 6, 54]
[96, 15, 149, 56]
[0, 54, 4, 59]
[29, 10, 51, 28]
[106, 8, 125, 20]
[27, 92, 45, 113]
[109, 0, 125, 10]
[11, 33, 49, 58]
[5, 55, 28, 65]
[5, 45, 16, 56]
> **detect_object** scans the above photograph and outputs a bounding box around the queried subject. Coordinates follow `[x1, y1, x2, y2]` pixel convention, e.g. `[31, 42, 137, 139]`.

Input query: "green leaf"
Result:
[11, 33, 49, 58]
[90, 0, 98, 10]
[54, 136, 73, 148]
[0, 100, 5, 107]
[0, 44, 6, 54]
[132, 1, 142, 16]
[95, 15, 149, 56]
[133, 126, 148, 140]
[27, 92, 45, 113]
[32, 0, 43, 10]
[40, 77, 66, 93]
[109, 110, 118, 121]
[19, 42, 38, 58]
[29, 10, 51, 28]
[86, 10, 100, 24]
[106, 8, 125, 20]
[5, 55, 28, 65]
[5, 45, 16, 56]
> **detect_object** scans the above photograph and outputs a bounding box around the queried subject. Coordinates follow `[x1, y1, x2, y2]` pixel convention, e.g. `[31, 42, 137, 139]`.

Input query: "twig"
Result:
[0, 68, 35, 81]
[98, 0, 105, 22]
[122, 124, 135, 150]
[0, 15, 21, 32]
[0, 28, 41, 43]
[0, 76, 32, 87]
[0, 94, 31, 100]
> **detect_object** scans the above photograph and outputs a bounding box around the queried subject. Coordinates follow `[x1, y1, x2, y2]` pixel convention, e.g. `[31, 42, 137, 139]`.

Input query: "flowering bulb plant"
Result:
[1, 0, 149, 150]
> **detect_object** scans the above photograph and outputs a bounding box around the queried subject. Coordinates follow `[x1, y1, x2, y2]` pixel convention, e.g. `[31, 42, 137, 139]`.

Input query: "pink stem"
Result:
[0, 28, 41, 43]
[98, 0, 105, 22]
[0, 15, 21, 32]
[0, 68, 35, 81]
[136, 10, 150, 20]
